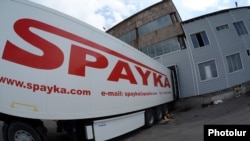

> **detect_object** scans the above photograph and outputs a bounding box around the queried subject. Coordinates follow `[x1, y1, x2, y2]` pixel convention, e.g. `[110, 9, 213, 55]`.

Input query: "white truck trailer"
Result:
[0, 0, 175, 141]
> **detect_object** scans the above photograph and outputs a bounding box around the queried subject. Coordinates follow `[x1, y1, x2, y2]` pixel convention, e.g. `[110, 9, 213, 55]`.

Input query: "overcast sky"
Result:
[29, 0, 250, 31]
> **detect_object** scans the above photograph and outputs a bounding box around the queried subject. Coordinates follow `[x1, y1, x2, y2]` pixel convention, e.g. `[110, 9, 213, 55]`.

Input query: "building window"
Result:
[170, 12, 178, 23]
[119, 30, 136, 43]
[178, 36, 186, 49]
[148, 46, 156, 57]
[140, 37, 180, 57]
[190, 31, 209, 48]
[226, 53, 243, 73]
[233, 21, 248, 36]
[138, 15, 172, 36]
[216, 24, 229, 31]
[198, 60, 218, 81]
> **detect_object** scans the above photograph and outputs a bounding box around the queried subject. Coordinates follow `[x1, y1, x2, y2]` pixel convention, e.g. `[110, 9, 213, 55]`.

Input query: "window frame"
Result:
[226, 52, 243, 73]
[216, 24, 229, 31]
[233, 21, 248, 36]
[118, 29, 136, 43]
[190, 31, 210, 48]
[139, 37, 181, 57]
[138, 15, 172, 36]
[198, 59, 218, 81]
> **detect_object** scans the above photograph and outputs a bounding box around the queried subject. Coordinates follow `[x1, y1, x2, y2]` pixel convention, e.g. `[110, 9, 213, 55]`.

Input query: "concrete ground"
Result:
[45, 92, 250, 141]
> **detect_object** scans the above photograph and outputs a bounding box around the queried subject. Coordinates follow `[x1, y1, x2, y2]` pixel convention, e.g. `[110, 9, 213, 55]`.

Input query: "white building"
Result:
[108, 4, 250, 100]
[157, 6, 250, 98]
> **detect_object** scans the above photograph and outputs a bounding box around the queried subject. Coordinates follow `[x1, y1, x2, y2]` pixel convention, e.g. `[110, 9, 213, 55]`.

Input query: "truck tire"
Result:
[7, 122, 42, 141]
[145, 109, 155, 128]
[154, 106, 163, 122]
[1, 122, 8, 141]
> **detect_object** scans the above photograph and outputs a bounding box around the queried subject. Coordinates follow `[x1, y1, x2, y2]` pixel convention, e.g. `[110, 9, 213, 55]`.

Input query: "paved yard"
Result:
[47, 93, 250, 141]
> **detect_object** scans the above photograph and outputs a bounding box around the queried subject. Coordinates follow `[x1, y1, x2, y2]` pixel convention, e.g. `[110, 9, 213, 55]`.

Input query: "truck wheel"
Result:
[154, 106, 163, 122]
[1, 122, 8, 141]
[7, 122, 42, 141]
[145, 109, 155, 128]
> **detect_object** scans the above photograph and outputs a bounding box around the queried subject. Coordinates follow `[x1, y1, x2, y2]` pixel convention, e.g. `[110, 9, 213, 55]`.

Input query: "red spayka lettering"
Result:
[2, 19, 170, 88]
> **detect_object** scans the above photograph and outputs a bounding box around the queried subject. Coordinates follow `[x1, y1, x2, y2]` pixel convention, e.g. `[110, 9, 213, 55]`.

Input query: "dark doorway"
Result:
[168, 65, 180, 100]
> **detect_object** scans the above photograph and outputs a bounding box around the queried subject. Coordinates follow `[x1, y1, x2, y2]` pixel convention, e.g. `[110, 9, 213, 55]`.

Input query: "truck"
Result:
[0, 0, 175, 141]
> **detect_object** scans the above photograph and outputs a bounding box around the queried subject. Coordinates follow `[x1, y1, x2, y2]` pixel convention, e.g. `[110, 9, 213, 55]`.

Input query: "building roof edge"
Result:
[182, 6, 250, 24]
